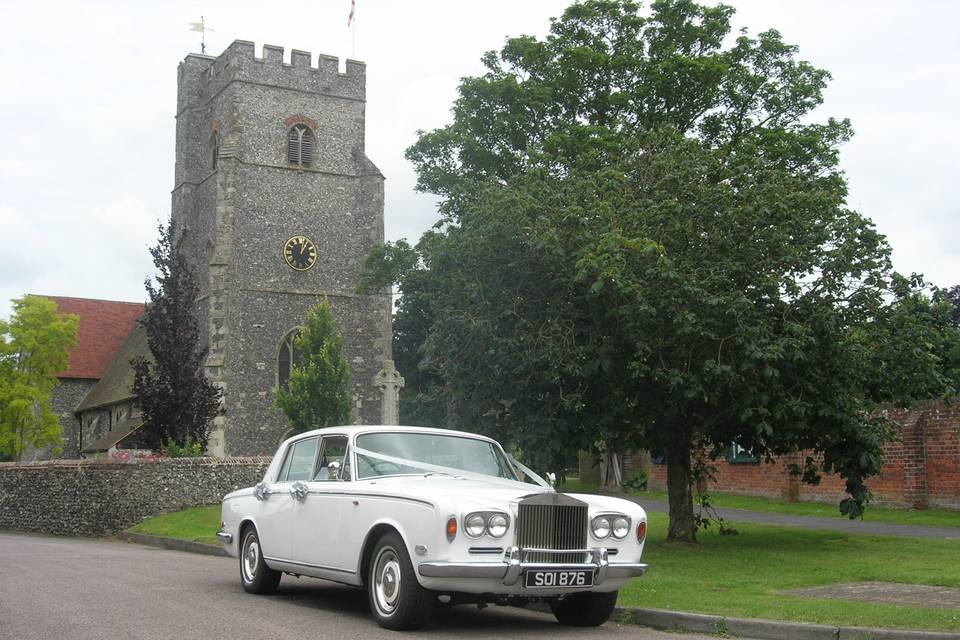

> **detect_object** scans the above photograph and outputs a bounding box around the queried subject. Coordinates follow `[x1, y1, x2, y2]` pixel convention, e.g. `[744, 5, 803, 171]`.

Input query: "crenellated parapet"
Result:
[177, 40, 365, 112]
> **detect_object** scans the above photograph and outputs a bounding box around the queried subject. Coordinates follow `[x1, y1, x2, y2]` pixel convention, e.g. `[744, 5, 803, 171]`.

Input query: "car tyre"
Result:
[239, 526, 281, 594]
[368, 531, 434, 630]
[549, 590, 618, 626]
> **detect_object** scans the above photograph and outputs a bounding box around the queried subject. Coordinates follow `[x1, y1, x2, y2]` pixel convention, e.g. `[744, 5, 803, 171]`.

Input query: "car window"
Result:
[355, 432, 517, 480]
[313, 436, 349, 481]
[281, 437, 320, 482]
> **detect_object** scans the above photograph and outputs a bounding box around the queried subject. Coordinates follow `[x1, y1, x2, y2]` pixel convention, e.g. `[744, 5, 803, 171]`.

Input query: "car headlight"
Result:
[464, 513, 487, 537]
[591, 515, 611, 539]
[612, 516, 631, 539]
[487, 513, 508, 538]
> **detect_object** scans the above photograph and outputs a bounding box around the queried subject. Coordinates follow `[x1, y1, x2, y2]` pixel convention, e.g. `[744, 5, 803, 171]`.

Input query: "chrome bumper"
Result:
[216, 530, 233, 544]
[417, 546, 647, 586]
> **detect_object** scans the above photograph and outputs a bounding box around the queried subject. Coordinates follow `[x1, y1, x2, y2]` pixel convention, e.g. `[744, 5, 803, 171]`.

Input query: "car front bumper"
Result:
[417, 546, 646, 586]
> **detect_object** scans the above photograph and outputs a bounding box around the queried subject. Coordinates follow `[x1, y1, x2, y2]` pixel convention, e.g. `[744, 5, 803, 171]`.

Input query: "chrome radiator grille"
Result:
[516, 493, 588, 563]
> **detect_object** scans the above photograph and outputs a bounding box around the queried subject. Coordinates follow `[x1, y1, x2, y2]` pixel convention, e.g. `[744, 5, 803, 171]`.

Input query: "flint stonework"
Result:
[173, 42, 393, 456]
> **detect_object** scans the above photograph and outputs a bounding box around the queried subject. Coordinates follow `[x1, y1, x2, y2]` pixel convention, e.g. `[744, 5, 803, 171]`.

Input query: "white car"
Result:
[217, 425, 648, 630]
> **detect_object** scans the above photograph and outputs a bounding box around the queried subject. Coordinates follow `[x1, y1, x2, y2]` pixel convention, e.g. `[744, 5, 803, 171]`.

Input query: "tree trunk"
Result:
[666, 438, 696, 542]
[600, 449, 623, 492]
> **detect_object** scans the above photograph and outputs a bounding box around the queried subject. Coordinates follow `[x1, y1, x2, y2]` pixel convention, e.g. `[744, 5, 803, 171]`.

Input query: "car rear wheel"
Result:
[368, 531, 434, 630]
[549, 590, 618, 626]
[239, 526, 281, 594]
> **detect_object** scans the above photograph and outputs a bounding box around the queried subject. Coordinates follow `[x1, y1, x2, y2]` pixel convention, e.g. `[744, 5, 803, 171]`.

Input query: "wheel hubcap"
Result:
[374, 548, 402, 614]
[243, 537, 259, 582]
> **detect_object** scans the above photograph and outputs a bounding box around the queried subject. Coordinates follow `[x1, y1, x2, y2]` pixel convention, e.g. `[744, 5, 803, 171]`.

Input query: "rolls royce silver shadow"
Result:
[217, 426, 648, 629]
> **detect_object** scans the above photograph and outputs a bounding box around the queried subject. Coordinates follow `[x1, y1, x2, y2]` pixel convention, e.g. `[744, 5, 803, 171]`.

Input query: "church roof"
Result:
[75, 323, 150, 413]
[45, 296, 143, 379]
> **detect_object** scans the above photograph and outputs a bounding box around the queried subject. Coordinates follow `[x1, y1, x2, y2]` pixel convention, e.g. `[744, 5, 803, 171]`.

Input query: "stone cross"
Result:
[373, 359, 405, 425]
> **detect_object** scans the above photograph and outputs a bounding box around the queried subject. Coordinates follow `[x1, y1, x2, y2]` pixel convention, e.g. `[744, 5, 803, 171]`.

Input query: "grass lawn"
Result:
[127, 505, 221, 546]
[625, 512, 960, 632]
[130, 504, 960, 631]
[560, 478, 960, 529]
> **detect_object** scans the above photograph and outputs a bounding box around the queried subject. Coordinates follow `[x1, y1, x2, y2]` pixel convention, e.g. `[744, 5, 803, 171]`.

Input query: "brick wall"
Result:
[0, 456, 270, 536]
[645, 400, 960, 509]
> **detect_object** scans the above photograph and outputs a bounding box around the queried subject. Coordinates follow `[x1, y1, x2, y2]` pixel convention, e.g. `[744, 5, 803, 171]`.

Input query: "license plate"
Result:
[524, 569, 594, 589]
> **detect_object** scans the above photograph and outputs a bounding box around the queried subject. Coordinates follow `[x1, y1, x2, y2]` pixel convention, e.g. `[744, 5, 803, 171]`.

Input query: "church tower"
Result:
[173, 41, 392, 456]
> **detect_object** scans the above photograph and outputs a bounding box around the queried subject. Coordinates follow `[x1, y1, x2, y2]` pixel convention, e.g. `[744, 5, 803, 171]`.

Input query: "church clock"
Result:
[283, 235, 318, 271]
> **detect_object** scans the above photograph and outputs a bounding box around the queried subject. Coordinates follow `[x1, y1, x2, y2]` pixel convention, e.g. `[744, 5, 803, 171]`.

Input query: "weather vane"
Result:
[188, 16, 214, 54]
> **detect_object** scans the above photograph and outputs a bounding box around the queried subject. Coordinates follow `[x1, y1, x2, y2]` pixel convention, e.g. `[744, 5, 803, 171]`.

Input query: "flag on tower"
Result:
[348, 0, 356, 27]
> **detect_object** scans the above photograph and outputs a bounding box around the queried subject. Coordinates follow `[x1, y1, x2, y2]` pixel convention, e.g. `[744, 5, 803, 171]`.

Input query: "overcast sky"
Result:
[1, 0, 957, 317]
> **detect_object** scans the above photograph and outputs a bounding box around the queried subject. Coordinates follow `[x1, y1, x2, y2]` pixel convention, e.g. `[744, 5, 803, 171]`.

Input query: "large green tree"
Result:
[365, 0, 950, 541]
[0, 295, 78, 460]
[275, 298, 352, 434]
[131, 220, 221, 451]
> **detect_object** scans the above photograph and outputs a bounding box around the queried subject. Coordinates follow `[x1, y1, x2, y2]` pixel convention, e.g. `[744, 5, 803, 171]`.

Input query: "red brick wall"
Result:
[644, 400, 960, 509]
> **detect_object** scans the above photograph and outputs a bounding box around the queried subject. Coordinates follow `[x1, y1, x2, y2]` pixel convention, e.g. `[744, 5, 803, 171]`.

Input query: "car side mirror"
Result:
[328, 460, 341, 480]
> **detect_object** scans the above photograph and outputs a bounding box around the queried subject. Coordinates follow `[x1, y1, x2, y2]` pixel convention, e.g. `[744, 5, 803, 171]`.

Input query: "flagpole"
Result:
[349, 0, 358, 60]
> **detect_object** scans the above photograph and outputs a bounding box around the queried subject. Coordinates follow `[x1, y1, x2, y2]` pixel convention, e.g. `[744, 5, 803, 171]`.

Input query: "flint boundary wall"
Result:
[0, 456, 270, 536]
[642, 400, 960, 509]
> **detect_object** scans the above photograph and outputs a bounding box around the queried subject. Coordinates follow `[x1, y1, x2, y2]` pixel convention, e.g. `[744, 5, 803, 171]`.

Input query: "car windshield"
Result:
[354, 432, 518, 481]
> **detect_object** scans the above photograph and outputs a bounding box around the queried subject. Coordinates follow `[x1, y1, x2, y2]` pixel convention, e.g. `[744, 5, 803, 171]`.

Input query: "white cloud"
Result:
[0, 0, 957, 322]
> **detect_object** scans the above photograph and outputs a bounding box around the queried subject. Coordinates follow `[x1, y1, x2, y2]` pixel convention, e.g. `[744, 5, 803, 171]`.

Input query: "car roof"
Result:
[281, 425, 500, 447]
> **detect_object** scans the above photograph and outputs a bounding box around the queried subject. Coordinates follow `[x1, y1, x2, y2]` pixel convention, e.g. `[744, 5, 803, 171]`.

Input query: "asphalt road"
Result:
[0, 531, 711, 640]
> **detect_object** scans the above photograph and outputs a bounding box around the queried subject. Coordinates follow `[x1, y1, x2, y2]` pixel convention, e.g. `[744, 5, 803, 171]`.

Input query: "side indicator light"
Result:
[446, 517, 458, 541]
[637, 520, 647, 543]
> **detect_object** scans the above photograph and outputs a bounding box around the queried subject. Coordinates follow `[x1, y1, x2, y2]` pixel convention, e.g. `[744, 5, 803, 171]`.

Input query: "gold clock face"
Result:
[283, 235, 318, 271]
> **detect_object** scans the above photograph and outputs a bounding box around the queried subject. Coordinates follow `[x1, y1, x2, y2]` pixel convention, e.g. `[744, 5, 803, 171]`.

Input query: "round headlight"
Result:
[464, 513, 486, 537]
[487, 513, 508, 538]
[612, 516, 630, 539]
[591, 515, 611, 539]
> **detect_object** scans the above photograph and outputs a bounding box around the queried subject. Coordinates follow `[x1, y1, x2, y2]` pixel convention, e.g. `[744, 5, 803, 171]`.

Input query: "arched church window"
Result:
[211, 130, 220, 170]
[287, 124, 314, 167]
[278, 329, 303, 389]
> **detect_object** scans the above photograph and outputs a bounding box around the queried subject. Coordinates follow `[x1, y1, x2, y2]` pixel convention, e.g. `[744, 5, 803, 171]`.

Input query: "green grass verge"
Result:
[642, 489, 960, 529]
[127, 505, 221, 546]
[559, 478, 960, 529]
[623, 512, 960, 631]
[127, 504, 960, 631]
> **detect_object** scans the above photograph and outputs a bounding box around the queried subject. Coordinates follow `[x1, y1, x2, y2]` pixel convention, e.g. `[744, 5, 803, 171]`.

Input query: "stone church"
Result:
[45, 41, 396, 458]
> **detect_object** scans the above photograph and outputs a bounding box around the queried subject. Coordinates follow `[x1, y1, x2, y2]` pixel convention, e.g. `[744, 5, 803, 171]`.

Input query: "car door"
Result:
[257, 435, 319, 562]
[290, 434, 354, 574]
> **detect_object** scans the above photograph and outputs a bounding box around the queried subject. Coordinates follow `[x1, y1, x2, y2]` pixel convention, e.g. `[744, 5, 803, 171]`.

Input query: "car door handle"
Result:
[290, 481, 309, 501]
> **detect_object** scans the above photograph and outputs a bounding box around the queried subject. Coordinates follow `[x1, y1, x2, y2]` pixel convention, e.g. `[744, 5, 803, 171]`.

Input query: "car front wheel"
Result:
[368, 532, 434, 630]
[239, 526, 281, 594]
[549, 590, 618, 626]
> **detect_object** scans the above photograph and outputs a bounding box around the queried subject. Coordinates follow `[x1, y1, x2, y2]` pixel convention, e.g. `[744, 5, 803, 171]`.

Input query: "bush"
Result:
[161, 435, 204, 458]
[623, 471, 648, 492]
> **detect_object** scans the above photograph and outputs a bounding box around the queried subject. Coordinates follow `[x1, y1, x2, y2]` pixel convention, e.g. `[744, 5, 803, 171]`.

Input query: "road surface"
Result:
[0, 531, 713, 640]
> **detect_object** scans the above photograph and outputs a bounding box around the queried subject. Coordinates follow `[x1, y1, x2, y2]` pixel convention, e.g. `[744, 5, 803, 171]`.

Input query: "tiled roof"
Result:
[42, 296, 144, 379]
[75, 324, 150, 412]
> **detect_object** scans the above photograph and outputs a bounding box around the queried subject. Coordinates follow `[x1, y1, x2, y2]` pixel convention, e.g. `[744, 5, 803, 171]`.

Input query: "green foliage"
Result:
[0, 295, 78, 460]
[364, 0, 954, 541]
[623, 471, 648, 493]
[132, 220, 221, 452]
[161, 435, 204, 458]
[274, 298, 351, 434]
